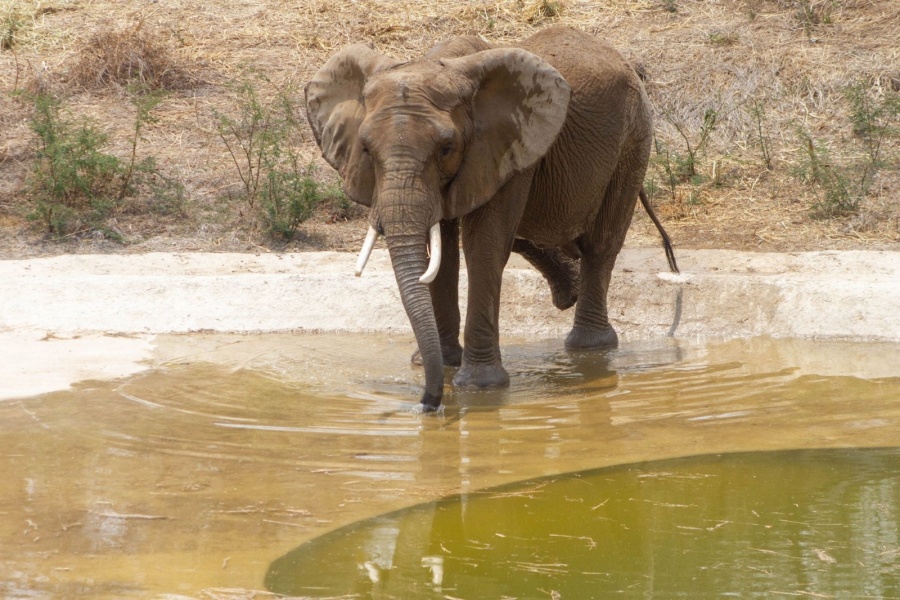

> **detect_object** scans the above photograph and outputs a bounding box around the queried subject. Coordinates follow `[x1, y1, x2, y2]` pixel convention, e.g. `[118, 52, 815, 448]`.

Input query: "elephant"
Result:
[305, 26, 677, 411]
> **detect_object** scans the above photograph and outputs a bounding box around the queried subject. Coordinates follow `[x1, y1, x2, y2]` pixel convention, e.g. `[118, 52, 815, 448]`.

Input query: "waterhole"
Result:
[1, 334, 899, 599]
[267, 448, 900, 598]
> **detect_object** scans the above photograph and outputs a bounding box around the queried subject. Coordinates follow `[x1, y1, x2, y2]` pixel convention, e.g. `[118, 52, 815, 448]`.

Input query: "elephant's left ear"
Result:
[441, 49, 571, 219]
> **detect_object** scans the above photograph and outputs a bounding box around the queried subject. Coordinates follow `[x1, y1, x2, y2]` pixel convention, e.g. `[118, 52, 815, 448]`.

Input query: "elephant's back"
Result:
[516, 27, 651, 246]
[518, 26, 639, 91]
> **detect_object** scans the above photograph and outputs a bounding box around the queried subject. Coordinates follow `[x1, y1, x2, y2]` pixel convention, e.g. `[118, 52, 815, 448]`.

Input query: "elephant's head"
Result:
[305, 42, 571, 409]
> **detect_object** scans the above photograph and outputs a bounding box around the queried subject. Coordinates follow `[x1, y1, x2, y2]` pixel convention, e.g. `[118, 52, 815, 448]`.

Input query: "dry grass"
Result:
[64, 20, 196, 92]
[0, 0, 898, 256]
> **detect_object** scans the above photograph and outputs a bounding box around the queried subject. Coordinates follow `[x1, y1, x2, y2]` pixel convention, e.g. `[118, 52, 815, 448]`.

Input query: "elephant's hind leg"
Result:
[512, 239, 580, 310]
[564, 163, 642, 350]
[564, 251, 620, 349]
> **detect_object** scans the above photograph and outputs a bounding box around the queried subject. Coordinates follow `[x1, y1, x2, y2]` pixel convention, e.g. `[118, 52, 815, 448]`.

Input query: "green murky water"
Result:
[1, 334, 899, 598]
[267, 448, 900, 598]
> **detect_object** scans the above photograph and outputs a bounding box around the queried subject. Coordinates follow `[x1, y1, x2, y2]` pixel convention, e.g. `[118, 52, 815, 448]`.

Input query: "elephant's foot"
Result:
[452, 361, 510, 388]
[512, 239, 579, 311]
[550, 280, 578, 311]
[564, 325, 619, 350]
[411, 343, 463, 368]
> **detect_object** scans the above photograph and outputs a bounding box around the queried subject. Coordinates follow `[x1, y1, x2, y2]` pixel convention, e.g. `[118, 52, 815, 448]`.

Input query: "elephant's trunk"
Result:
[385, 232, 444, 410]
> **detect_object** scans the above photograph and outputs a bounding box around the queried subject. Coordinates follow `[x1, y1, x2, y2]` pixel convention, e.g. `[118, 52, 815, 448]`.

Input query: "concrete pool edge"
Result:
[2, 248, 899, 399]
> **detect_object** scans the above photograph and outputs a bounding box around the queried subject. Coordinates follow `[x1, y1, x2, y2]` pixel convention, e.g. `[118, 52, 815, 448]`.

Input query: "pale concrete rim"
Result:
[2, 248, 899, 400]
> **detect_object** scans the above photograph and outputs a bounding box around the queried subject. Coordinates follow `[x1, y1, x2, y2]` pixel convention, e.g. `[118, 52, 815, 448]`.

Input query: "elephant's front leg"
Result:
[412, 218, 463, 367]
[453, 178, 531, 389]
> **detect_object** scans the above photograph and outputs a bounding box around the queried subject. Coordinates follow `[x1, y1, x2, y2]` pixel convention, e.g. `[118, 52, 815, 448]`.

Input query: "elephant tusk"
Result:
[419, 223, 442, 284]
[355, 226, 379, 277]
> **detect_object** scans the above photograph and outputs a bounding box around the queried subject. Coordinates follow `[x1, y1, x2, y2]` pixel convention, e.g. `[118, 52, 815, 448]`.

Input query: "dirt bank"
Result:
[3, 248, 899, 400]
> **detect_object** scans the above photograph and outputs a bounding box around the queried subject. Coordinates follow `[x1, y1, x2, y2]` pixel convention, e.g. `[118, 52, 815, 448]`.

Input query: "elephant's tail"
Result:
[639, 188, 679, 273]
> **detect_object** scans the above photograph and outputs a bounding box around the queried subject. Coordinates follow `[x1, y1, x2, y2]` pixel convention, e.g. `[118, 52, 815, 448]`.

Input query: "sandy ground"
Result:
[2, 248, 900, 401]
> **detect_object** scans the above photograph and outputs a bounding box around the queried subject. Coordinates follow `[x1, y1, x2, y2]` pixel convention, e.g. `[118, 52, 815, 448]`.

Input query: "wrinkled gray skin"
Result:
[306, 26, 671, 411]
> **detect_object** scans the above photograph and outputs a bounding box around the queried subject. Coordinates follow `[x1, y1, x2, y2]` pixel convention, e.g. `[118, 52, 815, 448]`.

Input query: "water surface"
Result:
[1, 334, 898, 598]
[268, 448, 900, 598]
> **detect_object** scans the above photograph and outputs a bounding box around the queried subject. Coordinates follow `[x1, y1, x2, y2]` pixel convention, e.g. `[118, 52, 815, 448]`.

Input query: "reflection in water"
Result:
[0, 334, 899, 598]
[266, 449, 900, 598]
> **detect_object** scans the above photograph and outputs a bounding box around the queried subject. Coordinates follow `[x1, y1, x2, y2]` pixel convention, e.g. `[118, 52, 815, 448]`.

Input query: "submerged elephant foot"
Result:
[411, 343, 463, 368]
[452, 361, 510, 388]
[564, 325, 619, 350]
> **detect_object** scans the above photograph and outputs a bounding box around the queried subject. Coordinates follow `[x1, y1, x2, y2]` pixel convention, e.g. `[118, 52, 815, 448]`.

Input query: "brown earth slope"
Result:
[1, 0, 898, 258]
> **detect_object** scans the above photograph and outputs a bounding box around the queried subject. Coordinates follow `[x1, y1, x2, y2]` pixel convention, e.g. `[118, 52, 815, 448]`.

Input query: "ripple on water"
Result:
[1, 334, 899, 598]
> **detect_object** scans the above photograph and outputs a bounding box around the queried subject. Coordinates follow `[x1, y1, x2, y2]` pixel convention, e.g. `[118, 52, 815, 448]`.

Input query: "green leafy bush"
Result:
[25, 90, 180, 237]
[26, 93, 124, 235]
[216, 76, 331, 239]
[262, 165, 322, 240]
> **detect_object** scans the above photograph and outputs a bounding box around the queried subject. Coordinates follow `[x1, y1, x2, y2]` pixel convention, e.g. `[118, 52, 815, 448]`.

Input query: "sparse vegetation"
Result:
[215, 76, 334, 240]
[795, 81, 900, 218]
[26, 92, 125, 236]
[0, 0, 898, 254]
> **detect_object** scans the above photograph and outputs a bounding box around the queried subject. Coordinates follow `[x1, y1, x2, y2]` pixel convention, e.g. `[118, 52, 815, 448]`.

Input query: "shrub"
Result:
[24, 90, 178, 237]
[746, 99, 774, 170]
[795, 82, 899, 218]
[216, 75, 328, 239]
[261, 164, 328, 240]
[795, 130, 860, 217]
[846, 81, 899, 169]
[26, 93, 124, 235]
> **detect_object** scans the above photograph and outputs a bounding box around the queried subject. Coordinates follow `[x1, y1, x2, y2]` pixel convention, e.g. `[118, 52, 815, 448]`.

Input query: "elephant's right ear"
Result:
[305, 44, 401, 206]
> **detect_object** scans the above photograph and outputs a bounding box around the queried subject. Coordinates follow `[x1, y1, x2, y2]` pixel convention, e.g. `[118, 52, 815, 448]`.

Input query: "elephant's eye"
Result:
[440, 144, 454, 158]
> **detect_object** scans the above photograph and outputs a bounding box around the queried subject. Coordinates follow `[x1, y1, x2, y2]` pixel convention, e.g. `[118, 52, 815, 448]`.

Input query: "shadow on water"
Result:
[1, 334, 900, 598]
[265, 448, 900, 599]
